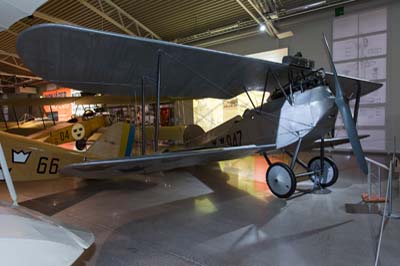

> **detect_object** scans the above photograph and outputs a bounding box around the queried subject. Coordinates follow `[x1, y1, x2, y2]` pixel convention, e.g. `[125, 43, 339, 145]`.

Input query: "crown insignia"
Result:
[12, 150, 31, 164]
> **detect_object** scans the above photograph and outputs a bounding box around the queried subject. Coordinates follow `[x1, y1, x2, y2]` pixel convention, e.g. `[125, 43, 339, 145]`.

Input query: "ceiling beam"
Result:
[77, 0, 135, 36]
[0, 71, 41, 80]
[246, 0, 278, 37]
[236, 0, 275, 37]
[102, 0, 161, 39]
[236, 0, 262, 25]
[176, 19, 255, 44]
[181, 0, 355, 46]
[6, 29, 18, 36]
[33, 11, 77, 26]
[196, 30, 260, 48]
[34, 2, 160, 40]
[0, 59, 31, 72]
[4, 22, 32, 37]
[0, 50, 19, 59]
[0, 51, 33, 73]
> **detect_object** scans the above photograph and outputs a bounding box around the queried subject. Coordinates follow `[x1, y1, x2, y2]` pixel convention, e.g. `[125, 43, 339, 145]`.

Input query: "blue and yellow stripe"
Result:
[119, 122, 135, 157]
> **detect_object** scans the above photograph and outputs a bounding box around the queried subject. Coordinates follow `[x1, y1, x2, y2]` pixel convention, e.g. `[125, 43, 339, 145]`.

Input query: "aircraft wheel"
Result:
[75, 139, 87, 151]
[266, 162, 296, 198]
[308, 157, 338, 188]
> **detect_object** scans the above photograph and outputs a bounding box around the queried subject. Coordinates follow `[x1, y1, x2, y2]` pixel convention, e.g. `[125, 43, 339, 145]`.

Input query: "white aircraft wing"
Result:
[0, 0, 47, 31]
[0, 201, 94, 266]
[61, 144, 276, 178]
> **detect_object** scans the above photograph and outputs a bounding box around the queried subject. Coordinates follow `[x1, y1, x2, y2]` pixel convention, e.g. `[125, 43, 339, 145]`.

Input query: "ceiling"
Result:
[0, 0, 359, 86]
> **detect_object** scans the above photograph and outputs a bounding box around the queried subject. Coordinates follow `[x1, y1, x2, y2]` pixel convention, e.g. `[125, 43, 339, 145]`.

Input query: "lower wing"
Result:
[313, 135, 369, 148]
[61, 144, 276, 178]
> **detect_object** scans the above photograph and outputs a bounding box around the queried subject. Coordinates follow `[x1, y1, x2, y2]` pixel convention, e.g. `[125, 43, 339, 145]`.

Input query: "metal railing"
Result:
[372, 154, 399, 266]
[0, 143, 17, 205]
[365, 157, 389, 202]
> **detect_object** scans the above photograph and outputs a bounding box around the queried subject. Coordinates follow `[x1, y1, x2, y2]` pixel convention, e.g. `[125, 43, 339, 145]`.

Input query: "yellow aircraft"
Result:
[0, 97, 81, 136]
[1, 95, 180, 149]
[0, 121, 134, 181]
[31, 115, 109, 148]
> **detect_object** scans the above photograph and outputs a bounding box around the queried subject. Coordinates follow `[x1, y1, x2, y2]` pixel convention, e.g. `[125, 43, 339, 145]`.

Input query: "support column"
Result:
[12, 106, 19, 128]
[141, 77, 146, 155]
[154, 53, 161, 152]
[320, 138, 325, 176]
[38, 106, 46, 129]
[0, 105, 7, 129]
[49, 105, 56, 125]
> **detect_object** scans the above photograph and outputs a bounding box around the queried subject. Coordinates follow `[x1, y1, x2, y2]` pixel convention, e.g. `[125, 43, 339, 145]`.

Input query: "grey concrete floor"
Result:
[0, 153, 399, 266]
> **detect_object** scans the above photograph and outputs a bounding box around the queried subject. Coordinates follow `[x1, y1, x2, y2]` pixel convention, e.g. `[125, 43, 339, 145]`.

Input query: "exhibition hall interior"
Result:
[0, 0, 398, 265]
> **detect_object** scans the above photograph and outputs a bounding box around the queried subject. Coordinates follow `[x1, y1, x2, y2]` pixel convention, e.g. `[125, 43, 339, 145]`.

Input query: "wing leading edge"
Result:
[61, 144, 276, 178]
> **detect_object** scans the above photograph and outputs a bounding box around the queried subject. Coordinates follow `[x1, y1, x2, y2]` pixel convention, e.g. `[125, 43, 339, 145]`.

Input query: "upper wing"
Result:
[17, 24, 289, 99]
[17, 24, 381, 99]
[325, 74, 381, 100]
[61, 144, 275, 178]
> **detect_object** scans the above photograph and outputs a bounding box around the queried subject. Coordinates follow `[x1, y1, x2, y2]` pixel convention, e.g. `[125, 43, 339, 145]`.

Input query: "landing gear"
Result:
[75, 139, 87, 151]
[308, 156, 338, 188]
[266, 162, 296, 198]
[263, 137, 340, 199]
[263, 138, 302, 199]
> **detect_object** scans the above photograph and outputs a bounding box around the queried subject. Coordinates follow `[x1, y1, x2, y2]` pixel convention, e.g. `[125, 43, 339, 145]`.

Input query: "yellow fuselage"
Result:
[0, 131, 89, 181]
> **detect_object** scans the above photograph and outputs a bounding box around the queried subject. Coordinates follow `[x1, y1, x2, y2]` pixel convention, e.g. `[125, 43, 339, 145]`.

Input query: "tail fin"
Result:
[183, 124, 205, 146]
[86, 122, 135, 159]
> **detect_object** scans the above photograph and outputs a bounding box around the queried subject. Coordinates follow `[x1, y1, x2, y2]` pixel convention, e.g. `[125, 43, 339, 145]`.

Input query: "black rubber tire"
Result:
[75, 139, 87, 151]
[266, 162, 297, 198]
[308, 156, 339, 188]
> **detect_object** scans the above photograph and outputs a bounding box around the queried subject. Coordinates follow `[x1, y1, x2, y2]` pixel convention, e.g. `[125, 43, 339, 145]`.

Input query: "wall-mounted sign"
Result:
[16, 86, 37, 94]
[42, 88, 72, 121]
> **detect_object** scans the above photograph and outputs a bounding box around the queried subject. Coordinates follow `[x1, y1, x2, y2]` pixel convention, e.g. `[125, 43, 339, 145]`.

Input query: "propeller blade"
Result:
[322, 34, 368, 174]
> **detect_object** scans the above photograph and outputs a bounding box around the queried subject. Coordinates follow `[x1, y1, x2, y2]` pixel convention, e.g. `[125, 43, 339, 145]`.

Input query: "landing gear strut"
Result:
[308, 156, 338, 188]
[264, 138, 302, 198]
[264, 137, 339, 198]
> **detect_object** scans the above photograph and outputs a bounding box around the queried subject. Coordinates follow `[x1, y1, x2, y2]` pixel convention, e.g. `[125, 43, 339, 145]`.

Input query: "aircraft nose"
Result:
[276, 85, 336, 149]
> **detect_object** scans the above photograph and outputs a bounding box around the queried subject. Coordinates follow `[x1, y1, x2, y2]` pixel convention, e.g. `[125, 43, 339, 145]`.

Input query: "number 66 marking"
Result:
[37, 157, 60, 174]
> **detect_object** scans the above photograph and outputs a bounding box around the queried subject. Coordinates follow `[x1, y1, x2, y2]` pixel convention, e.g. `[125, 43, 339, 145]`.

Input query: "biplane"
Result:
[7, 24, 381, 198]
[0, 95, 113, 150]
[0, 94, 181, 149]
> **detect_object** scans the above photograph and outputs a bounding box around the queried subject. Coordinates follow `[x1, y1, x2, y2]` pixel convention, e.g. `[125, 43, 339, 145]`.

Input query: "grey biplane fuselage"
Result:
[188, 85, 337, 151]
